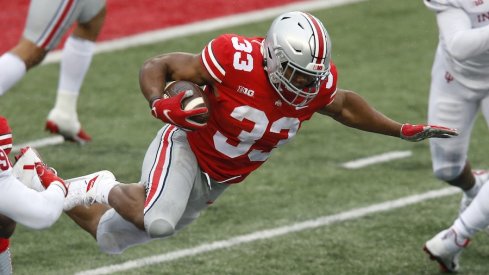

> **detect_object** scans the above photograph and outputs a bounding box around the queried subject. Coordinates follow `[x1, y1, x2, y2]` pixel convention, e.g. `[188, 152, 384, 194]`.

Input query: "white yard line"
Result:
[75, 186, 459, 275]
[341, 150, 413, 169]
[11, 136, 64, 153]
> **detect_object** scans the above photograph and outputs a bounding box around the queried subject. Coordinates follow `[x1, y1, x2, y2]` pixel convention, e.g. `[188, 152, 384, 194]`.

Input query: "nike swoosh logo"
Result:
[163, 110, 176, 124]
[86, 175, 99, 192]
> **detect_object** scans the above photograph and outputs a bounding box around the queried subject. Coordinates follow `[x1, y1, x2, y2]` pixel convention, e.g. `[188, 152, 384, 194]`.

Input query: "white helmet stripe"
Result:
[303, 13, 327, 65]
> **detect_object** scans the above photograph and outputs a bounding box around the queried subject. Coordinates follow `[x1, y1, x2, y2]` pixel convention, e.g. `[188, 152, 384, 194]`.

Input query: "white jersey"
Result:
[0, 148, 64, 229]
[425, 0, 489, 90]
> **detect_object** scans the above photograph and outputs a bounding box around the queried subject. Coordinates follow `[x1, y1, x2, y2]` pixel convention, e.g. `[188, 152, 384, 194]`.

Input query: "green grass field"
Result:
[1, 0, 489, 274]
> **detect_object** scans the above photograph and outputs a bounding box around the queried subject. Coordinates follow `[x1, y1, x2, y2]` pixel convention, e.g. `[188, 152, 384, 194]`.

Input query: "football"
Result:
[164, 80, 210, 124]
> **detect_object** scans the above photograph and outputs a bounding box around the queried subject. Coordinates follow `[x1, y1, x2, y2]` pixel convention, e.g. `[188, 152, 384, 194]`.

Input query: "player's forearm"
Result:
[139, 56, 169, 104]
[332, 91, 401, 137]
[438, 8, 489, 61]
[0, 178, 64, 229]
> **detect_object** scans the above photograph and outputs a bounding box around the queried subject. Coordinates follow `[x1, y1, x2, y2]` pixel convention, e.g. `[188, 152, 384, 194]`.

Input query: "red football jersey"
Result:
[187, 34, 337, 184]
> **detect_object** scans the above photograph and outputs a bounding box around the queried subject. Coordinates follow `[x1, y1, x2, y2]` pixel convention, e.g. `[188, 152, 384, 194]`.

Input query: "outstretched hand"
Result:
[400, 123, 458, 142]
[35, 162, 68, 196]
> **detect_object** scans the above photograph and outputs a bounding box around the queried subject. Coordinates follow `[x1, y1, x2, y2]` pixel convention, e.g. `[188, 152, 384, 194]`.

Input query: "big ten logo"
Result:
[236, 85, 255, 97]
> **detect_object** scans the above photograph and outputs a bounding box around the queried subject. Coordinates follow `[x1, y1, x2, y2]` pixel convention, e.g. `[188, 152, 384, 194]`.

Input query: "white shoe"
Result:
[63, 170, 116, 211]
[46, 108, 91, 144]
[12, 147, 44, 191]
[459, 170, 489, 214]
[424, 228, 470, 273]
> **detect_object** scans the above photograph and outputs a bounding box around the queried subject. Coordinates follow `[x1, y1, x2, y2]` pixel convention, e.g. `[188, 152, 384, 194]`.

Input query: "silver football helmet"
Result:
[263, 11, 332, 107]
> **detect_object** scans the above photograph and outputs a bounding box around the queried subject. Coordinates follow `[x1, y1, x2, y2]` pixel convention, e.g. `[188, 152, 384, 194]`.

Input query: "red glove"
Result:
[35, 162, 67, 197]
[151, 90, 208, 131]
[400, 123, 458, 142]
[0, 116, 13, 155]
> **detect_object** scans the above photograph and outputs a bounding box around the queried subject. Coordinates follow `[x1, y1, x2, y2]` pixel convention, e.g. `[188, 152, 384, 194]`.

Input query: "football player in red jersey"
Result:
[48, 11, 456, 254]
[0, 0, 106, 144]
[0, 116, 68, 274]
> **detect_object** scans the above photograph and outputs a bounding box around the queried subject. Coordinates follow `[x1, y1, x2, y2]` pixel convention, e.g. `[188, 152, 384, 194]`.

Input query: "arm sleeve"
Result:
[437, 8, 489, 61]
[0, 174, 64, 230]
[201, 34, 235, 84]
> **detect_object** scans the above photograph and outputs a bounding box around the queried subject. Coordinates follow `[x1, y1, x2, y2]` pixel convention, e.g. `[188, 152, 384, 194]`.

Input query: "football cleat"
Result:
[63, 170, 116, 211]
[423, 228, 470, 273]
[46, 108, 91, 144]
[459, 170, 489, 214]
[12, 147, 45, 191]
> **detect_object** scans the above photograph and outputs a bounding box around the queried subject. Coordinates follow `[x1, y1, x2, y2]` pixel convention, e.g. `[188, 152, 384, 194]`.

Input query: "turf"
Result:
[1, 0, 488, 274]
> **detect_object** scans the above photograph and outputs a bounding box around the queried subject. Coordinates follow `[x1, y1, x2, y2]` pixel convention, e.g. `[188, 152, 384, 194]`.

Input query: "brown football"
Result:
[164, 80, 210, 124]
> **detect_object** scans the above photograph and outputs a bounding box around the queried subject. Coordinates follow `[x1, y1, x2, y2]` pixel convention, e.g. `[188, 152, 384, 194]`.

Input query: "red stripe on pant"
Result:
[144, 125, 175, 208]
[41, 0, 76, 48]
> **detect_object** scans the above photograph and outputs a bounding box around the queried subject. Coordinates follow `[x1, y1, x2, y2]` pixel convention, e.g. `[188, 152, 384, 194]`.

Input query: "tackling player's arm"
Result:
[318, 88, 458, 141]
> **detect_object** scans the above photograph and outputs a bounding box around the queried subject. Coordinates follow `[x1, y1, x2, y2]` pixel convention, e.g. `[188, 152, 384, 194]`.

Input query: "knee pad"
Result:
[433, 165, 464, 182]
[146, 218, 175, 239]
[96, 209, 151, 255]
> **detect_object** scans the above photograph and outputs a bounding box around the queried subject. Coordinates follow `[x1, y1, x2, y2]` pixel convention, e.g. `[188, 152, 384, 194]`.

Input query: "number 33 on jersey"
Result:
[188, 34, 338, 183]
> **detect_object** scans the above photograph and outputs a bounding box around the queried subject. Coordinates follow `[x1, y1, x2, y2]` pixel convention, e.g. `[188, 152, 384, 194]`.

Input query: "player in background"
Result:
[0, 0, 106, 144]
[0, 116, 67, 275]
[422, 0, 489, 272]
[33, 11, 456, 254]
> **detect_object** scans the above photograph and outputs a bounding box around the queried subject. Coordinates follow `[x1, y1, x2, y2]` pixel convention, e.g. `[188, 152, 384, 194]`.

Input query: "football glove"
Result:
[35, 162, 68, 197]
[400, 123, 458, 142]
[150, 90, 208, 131]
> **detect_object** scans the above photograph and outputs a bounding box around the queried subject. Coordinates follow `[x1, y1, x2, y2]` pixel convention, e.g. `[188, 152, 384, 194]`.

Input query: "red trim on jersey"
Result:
[0, 238, 9, 253]
[304, 13, 326, 65]
[202, 41, 225, 83]
[144, 125, 175, 208]
[0, 134, 12, 155]
[40, 0, 76, 49]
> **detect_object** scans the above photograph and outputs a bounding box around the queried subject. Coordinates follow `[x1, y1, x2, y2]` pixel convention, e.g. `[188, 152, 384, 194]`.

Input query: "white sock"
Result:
[0, 52, 26, 95]
[455, 179, 489, 238]
[58, 36, 95, 95]
[51, 90, 79, 117]
[99, 181, 118, 205]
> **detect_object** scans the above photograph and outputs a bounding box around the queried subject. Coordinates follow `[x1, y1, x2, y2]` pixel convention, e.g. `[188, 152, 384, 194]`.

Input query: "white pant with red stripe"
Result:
[96, 125, 228, 254]
[23, 0, 105, 50]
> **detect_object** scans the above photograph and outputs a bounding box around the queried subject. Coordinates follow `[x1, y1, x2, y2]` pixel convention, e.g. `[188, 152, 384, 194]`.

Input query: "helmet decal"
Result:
[303, 13, 327, 66]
